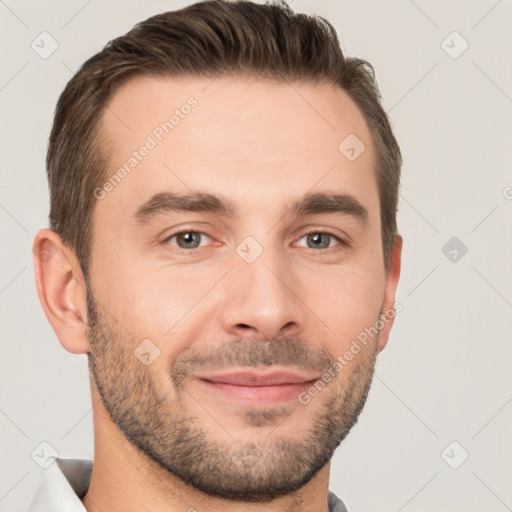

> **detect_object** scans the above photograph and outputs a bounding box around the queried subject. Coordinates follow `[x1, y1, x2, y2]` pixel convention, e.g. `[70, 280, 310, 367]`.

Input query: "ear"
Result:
[33, 228, 89, 355]
[377, 234, 403, 352]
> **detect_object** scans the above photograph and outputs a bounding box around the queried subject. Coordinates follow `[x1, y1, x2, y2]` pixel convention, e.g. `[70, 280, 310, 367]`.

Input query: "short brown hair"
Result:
[47, 0, 401, 276]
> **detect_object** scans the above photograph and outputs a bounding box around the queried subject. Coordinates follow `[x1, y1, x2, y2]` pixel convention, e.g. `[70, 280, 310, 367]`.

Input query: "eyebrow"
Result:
[134, 191, 369, 226]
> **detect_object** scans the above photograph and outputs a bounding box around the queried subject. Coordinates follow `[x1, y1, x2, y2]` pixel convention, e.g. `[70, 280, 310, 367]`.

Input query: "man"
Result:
[30, 0, 402, 510]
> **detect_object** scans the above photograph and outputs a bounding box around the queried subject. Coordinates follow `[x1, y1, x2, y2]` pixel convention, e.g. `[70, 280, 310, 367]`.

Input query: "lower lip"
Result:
[198, 379, 316, 405]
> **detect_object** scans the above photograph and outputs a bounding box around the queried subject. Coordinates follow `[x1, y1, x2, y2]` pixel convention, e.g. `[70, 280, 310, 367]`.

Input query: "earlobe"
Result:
[377, 234, 403, 352]
[33, 229, 89, 355]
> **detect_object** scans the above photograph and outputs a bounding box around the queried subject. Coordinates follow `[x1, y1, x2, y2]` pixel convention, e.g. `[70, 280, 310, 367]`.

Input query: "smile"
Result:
[194, 368, 320, 405]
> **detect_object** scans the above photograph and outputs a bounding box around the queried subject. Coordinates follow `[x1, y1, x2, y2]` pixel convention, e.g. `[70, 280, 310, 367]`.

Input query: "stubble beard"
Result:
[85, 289, 379, 502]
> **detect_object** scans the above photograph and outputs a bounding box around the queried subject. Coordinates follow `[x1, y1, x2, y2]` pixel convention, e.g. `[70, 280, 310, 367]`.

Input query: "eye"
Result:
[297, 232, 345, 250]
[164, 230, 212, 249]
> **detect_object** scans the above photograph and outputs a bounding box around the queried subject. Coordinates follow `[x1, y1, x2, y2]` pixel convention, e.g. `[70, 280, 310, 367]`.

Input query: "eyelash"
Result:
[163, 229, 350, 253]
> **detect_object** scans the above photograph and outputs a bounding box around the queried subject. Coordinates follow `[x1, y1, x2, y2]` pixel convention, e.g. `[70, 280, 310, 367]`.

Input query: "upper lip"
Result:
[196, 369, 319, 386]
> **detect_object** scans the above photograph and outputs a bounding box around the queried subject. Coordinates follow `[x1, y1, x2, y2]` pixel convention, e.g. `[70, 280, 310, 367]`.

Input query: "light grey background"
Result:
[1, 1, 511, 511]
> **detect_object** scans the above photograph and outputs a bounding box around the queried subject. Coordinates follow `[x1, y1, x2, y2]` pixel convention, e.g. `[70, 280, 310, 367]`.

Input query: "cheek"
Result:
[299, 263, 384, 351]
[96, 262, 224, 359]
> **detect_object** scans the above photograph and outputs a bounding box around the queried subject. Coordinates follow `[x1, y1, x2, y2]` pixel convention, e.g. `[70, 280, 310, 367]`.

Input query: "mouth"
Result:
[194, 368, 319, 405]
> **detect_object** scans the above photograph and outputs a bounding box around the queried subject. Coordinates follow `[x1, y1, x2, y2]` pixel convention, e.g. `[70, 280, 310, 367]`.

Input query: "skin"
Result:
[33, 75, 402, 512]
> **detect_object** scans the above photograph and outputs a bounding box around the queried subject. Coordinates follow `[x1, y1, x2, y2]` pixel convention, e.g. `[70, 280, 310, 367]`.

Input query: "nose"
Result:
[220, 253, 304, 341]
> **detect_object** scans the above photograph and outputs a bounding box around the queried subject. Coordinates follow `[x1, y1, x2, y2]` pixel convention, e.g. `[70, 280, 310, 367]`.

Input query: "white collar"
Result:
[27, 458, 92, 512]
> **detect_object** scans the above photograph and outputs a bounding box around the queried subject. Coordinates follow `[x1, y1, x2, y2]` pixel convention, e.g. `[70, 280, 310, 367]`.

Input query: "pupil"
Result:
[309, 233, 329, 248]
[180, 232, 199, 248]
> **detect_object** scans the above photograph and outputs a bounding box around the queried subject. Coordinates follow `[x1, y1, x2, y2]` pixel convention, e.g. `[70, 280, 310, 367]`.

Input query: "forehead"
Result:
[96, 74, 378, 220]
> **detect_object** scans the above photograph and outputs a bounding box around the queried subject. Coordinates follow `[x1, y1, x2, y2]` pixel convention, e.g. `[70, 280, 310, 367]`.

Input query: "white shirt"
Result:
[27, 457, 348, 511]
[27, 458, 91, 512]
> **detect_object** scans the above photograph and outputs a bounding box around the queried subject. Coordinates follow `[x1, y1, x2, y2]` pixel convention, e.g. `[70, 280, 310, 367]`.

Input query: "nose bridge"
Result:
[220, 238, 303, 340]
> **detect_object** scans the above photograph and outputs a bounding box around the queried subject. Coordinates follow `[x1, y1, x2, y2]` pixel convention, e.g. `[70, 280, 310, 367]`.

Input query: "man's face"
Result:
[86, 75, 399, 500]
